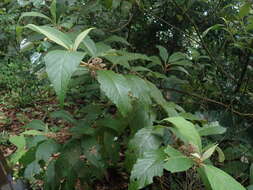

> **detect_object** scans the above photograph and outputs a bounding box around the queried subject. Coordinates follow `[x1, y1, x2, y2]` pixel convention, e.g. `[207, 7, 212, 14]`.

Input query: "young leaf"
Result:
[19, 12, 52, 22]
[199, 165, 246, 190]
[25, 24, 73, 49]
[73, 28, 94, 51]
[216, 146, 225, 162]
[164, 156, 194, 173]
[156, 45, 168, 63]
[97, 70, 132, 116]
[44, 50, 85, 104]
[130, 149, 166, 189]
[164, 117, 202, 152]
[202, 144, 218, 161]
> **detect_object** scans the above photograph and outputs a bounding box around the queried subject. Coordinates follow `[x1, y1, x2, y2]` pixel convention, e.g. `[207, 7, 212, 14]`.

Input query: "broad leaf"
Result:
[24, 161, 41, 180]
[156, 45, 168, 63]
[164, 117, 202, 152]
[83, 36, 97, 57]
[199, 165, 246, 190]
[164, 145, 184, 157]
[97, 70, 132, 116]
[198, 122, 226, 136]
[73, 28, 94, 51]
[164, 156, 194, 173]
[36, 140, 59, 162]
[130, 149, 166, 189]
[129, 127, 163, 157]
[44, 50, 85, 104]
[26, 24, 73, 49]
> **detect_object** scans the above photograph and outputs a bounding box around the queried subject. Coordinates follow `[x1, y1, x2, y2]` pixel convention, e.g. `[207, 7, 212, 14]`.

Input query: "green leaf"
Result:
[239, 3, 251, 19]
[164, 145, 183, 157]
[200, 165, 246, 190]
[36, 140, 59, 162]
[50, 0, 57, 23]
[169, 52, 186, 63]
[164, 156, 194, 173]
[24, 120, 46, 131]
[73, 28, 94, 51]
[104, 35, 130, 46]
[125, 75, 152, 105]
[248, 185, 253, 190]
[250, 163, 253, 184]
[216, 146, 225, 162]
[156, 45, 168, 63]
[24, 161, 41, 180]
[44, 50, 85, 104]
[9, 135, 26, 149]
[83, 36, 97, 57]
[198, 122, 226, 136]
[129, 127, 163, 157]
[22, 130, 45, 136]
[164, 117, 202, 152]
[25, 24, 73, 49]
[130, 149, 166, 189]
[202, 144, 218, 161]
[97, 70, 132, 116]
[50, 110, 76, 124]
[19, 12, 52, 22]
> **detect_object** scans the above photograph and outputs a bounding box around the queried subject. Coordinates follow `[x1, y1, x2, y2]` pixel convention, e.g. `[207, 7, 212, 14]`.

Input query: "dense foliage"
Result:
[1, 0, 253, 190]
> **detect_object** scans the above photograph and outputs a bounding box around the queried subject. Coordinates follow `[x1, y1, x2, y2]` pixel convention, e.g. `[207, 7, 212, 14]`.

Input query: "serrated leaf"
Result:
[44, 50, 85, 104]
[200, 165, 246, 190]
[130, 149, 166, 189]
[25, 24, 73, 49]
[156, 45, 168, 63]
[97, 70, 132, 116]
[73, 28, 94, 51]
[36, 140, 59, 162]
[19, 12, 52, 22]
[164, 156, 194, 173]
[164, 117, 202, 152]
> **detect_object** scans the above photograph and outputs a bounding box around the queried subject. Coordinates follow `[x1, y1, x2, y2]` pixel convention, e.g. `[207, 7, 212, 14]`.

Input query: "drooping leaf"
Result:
[130, 149, 166, 189]
[216, 146, 225, 162]
[104, 35, 130, 46]
[44, 50, 85, 104]
[200, 165, 246, 190]
[169, 52, 186, 63]
[19, 12, 52, 22]
[164, 156, 194, 173]
[97, 70, 132, 116]
[73, 28, 94, 51]
[164, 117, 202, 152]
[25, 24, 73, 49]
